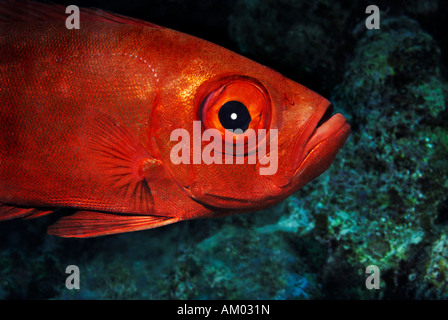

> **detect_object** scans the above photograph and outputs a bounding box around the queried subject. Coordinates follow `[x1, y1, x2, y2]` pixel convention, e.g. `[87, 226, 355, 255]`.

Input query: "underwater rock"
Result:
[163, 224, 321, 299]
[287, 15, 448, 298]
[417, 233, 448, 298]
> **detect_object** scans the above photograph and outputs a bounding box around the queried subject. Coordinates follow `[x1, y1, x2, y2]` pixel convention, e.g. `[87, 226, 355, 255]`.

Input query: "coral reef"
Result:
[303, 15, 448, 298]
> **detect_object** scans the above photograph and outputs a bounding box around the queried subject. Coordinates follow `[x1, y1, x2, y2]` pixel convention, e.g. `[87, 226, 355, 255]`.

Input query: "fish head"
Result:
[149, 31, 351, 213]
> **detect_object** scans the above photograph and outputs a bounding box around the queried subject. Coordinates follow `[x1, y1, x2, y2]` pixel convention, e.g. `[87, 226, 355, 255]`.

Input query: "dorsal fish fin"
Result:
[0, 202, 54, 221]
[48, 211, 179, 238]
[0, 0, 163, 28]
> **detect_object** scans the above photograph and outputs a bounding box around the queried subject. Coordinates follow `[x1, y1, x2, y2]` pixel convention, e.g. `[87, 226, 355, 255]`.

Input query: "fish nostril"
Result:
[316, 104, 334, 129]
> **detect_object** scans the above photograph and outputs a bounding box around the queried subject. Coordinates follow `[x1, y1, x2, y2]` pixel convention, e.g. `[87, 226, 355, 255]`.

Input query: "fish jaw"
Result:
[291, 104, 351, 189]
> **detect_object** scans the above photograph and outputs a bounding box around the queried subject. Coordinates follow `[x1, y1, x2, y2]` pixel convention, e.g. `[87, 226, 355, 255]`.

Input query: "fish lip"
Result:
[292, 103, 350, 174]
[292, 100, 331, 169]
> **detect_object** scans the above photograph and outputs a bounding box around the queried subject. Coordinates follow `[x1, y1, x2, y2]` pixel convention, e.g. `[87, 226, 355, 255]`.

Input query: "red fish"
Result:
[0, 0, 350, 237]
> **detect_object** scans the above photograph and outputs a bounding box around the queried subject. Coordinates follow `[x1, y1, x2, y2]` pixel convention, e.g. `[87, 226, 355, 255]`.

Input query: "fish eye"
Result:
[218, 101, 251, 132]
[198, 76, 271, 150]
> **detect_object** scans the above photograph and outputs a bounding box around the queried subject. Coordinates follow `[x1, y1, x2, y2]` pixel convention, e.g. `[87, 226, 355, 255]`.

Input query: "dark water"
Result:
[1, 0, 448, 299]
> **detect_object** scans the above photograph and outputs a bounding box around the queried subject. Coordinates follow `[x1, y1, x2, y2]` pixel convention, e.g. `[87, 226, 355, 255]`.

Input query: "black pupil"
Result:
[218, 101, 251, 132]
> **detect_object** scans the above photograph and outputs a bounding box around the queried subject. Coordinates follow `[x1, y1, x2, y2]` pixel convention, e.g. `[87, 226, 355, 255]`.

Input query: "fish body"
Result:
[0, 1, 350, 237]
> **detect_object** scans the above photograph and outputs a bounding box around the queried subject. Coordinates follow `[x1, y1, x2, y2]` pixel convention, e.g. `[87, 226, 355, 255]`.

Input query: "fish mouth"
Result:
[293, 102, 351, 178]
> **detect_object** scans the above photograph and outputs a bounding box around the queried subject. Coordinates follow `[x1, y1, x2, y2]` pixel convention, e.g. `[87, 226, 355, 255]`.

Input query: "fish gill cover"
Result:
[0, 0, 447, 300]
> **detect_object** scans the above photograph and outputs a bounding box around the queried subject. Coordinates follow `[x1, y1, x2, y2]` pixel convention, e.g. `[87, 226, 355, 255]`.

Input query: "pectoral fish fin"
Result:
[47, 211, 179, 238]
[0, 202, 54, 221]
[0, 0, 163, 29]
[87, 111, 162, 213]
